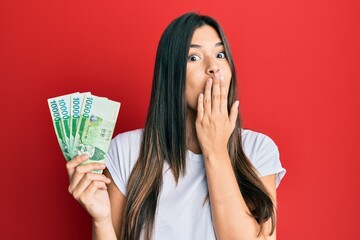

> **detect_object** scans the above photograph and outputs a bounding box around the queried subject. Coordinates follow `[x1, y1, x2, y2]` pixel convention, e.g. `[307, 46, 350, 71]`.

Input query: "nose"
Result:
[205, 58, 220, 77]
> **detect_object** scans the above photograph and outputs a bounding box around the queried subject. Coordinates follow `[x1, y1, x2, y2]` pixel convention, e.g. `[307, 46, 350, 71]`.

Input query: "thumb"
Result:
[229, 100, 239, 129]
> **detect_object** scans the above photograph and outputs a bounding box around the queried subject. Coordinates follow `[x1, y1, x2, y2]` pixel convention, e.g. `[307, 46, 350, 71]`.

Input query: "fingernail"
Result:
[82, 154, 89, 160]
[208, 78, 212, 83]
[100, 163, 106, 168]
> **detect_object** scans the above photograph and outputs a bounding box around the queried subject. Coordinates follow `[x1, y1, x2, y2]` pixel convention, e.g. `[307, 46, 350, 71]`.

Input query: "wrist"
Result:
[92, 216, 117, 239]
[203, 149, 229, 164]
[93, 216, 113, 229]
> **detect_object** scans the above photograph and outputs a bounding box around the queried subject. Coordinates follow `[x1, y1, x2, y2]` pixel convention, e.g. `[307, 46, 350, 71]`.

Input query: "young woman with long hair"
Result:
[66, 12, 286, 240]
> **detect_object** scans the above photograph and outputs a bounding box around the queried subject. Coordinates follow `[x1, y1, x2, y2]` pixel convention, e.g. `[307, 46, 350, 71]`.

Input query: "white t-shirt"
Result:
[106, 128, 286, 240]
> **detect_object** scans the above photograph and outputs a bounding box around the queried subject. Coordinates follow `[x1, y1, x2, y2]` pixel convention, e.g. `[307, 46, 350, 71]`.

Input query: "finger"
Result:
[204, 78, 212, 115]
[196, 93, 204, 122]
[211, 76, 221, 113]
[72, 173, 111, 200]
[66, 154, 89, 178]
[229, 100, 239, 129]
[68, 162, 107, 194]
[220, 76, 228, 113]
[79, 181, 108, 206]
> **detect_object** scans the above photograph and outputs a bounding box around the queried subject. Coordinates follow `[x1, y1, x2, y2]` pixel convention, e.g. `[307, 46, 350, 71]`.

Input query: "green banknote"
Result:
[48, 92, 121, 173]
[71, 93, 120, 173]
[55, 93, 78, 153]
[47, 98, 71, 161]
[70, 92, 90, 154]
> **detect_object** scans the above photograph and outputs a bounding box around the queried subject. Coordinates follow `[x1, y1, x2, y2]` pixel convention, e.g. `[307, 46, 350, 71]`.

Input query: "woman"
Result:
[66, 12, 286, 240]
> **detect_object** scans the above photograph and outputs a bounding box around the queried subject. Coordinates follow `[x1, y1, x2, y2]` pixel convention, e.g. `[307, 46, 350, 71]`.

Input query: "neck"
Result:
[186, 107, 202, 154]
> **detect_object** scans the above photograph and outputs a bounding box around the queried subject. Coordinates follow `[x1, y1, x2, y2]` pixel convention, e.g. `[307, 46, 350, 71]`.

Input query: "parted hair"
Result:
[121, 12, 276, 240]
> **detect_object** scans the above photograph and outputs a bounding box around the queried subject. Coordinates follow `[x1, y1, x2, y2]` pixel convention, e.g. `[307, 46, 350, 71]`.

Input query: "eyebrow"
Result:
[190, 42, 224, 48]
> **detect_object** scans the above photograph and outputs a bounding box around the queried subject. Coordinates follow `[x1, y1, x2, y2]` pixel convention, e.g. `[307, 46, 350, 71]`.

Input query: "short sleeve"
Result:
[105, 129, 143, 196]
[242, 129, 286, 188]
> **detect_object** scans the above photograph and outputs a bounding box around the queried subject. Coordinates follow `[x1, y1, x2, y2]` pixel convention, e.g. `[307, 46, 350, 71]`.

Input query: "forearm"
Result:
[92, 217, 118, 240]
[204, 151, 263, 240]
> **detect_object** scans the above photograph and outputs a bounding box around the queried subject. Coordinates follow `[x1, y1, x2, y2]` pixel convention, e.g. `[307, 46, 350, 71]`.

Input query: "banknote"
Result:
[48, 92, 121, 173]
[55, 93, 78, 153]
[70, 92, 89, 153]
[71, 94, 120, 173]
[47, 98, 71, 161]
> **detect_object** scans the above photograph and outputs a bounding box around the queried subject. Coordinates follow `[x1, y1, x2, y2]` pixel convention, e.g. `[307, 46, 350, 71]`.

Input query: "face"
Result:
[185, 25, 232, 111]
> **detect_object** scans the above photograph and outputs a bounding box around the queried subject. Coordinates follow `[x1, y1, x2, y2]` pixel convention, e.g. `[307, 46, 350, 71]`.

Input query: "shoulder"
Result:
[112, 128, 143, 146]
[106, 128, 144, 195]
[108, 128, 143, 160]
[241, 128, 286, 188]
[108, 128, 144, 163]
[241, 128, 278, 154]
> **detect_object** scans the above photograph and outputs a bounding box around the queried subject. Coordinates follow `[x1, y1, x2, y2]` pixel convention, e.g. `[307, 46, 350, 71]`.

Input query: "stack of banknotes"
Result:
[47, 92, 121, 172]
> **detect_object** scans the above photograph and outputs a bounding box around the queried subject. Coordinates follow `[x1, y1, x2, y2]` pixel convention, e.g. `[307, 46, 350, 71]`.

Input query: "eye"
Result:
[187, 55, 201, 62]
[217, 52, 227, 59]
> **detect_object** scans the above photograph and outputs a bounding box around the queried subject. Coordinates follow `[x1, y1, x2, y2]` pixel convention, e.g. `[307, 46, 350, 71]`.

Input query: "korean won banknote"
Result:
[47, 92, 120, 173]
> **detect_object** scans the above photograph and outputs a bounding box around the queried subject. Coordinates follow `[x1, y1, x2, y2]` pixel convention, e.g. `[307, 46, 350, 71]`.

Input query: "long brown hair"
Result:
[122, 12, 276, 239]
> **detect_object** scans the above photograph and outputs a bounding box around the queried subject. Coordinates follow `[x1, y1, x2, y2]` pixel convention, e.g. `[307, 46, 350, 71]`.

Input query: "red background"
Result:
[1, 0, 359, 239]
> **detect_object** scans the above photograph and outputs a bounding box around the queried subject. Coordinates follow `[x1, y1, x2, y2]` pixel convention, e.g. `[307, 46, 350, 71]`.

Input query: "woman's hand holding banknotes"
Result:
[66, 154, 112, 224]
